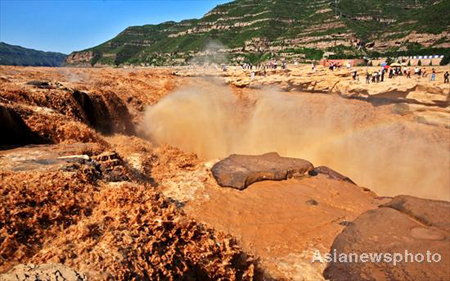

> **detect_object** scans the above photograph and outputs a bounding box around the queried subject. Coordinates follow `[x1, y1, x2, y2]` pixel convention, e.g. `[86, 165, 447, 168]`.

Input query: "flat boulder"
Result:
[323, 195, 450, 281]
[211, 152, 314, 190]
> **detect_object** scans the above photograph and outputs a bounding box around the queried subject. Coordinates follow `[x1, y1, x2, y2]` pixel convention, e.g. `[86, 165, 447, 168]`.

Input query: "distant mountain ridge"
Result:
[66, 0, 450, 66]
[0, 42, 66, 67]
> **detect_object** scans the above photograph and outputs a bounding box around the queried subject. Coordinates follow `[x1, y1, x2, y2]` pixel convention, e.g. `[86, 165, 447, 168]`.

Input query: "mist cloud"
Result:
[139, 81, 450, 201]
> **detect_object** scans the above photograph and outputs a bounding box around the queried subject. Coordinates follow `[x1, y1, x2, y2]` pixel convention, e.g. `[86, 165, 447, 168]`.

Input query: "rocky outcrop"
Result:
[220, 66, 450, 128]
[324, 195, 450, 281]
[65, 51, 95, 66]
[211, 152, 314, 189]
[0, 263, 87, 281]
[187, 169, 382, 280]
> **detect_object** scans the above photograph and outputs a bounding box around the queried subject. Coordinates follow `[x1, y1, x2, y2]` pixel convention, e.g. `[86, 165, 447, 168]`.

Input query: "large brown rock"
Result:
[323, 195, 450, 281]
[211, 152, 314, 190]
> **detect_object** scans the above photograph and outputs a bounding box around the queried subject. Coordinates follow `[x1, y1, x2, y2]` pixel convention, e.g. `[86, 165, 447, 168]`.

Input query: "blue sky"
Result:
[0, 0, 230, 54]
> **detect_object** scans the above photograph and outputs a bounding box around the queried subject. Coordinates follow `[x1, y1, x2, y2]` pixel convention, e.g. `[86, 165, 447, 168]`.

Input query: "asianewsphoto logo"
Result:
[312, 249, 442, 266]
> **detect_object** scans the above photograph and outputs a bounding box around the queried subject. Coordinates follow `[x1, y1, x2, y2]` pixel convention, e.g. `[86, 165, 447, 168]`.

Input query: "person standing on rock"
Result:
[431, 68, 436, 81]
[406, 67, 411, 78]
[444, 71, 449, 83]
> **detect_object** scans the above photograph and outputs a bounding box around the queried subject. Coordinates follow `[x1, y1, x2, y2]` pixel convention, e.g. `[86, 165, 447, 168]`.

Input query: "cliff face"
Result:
[64, 51, 95, 66]
[66, 0, 450, 66]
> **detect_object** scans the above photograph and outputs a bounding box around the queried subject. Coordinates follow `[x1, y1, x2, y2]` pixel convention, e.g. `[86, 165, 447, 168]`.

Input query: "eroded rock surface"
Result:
[0, 263, 86, 281]
[211, 152, 314, 189]
[324, 195, 450, 281]
[186, 174, 383, 280]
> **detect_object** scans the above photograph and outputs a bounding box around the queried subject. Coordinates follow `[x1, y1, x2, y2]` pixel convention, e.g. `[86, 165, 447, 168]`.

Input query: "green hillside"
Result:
[0, 42, 66, 67]
[66, 0, 450, 66]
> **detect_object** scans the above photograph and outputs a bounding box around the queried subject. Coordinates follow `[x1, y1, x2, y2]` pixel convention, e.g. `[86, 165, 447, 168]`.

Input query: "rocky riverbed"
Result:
[0, 65, 449, 280]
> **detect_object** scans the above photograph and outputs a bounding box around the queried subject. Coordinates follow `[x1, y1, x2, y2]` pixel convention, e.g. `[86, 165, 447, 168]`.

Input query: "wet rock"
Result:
[188, 172, 381, 280]
[338, 220, 353, 227]
[59, 151, 130, 182]
[0, 143, 98, 172]
[211, 152, 314, 190]
[0, 263, 87, 281]
[0, 144, 130, 182]
[382, 195, 450, 233]
[324, 195, 450, 281]
[310, 166, 356, 185]
[26, 80, 53, 89]
[306, 199, 319, 206]
[94, 151, 130, 182]
[60, 160, 103, 183]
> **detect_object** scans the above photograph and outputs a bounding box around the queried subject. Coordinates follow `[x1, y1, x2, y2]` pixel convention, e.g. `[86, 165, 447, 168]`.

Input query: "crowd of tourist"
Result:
[350, 65, 447, 84]
[221, 59, 448, 83]
[240, 60, 288, 71]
